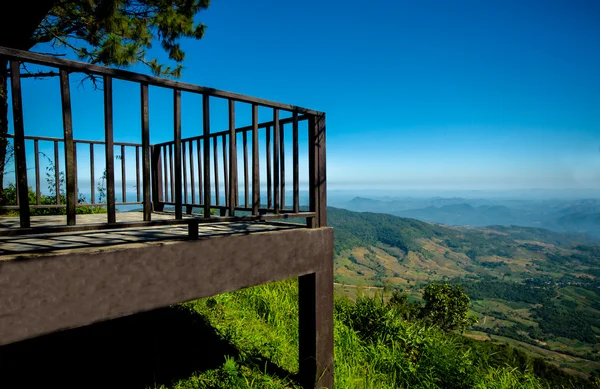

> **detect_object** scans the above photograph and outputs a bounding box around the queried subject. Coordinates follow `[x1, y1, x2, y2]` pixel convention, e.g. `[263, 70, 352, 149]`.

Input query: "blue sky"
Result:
[8, 0, 600, 192]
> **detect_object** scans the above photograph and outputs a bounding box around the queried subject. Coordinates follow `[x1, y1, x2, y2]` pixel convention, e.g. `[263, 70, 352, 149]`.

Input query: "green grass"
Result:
[153, 279, 596, 389]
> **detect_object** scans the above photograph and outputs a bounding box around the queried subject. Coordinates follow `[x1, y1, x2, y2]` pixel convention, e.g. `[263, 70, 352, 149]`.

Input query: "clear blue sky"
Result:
[9, 0, 600, 192]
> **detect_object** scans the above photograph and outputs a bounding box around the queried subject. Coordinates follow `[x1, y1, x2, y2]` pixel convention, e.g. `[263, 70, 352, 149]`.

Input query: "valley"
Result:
[328, 207, 600, 377]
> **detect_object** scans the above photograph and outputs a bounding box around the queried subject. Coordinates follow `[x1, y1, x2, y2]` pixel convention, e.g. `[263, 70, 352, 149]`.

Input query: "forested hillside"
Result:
[328, 207, 600, 377]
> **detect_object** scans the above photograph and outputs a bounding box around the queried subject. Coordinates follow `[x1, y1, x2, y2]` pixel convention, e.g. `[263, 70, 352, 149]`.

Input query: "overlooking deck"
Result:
[0, 46, 332, 388]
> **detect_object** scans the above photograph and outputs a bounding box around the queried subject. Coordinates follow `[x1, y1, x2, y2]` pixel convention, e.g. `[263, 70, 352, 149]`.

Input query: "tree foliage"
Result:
[0, 0, 211, 197]
[420, 283, 477, 333]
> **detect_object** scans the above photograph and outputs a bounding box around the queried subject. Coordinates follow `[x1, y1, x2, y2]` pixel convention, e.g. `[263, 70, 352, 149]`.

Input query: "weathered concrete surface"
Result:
[0, 227, 333, 346]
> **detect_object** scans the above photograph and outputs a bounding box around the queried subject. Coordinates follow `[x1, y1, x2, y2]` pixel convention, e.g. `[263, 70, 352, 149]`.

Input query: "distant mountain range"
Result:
[341, 196, 600, 237]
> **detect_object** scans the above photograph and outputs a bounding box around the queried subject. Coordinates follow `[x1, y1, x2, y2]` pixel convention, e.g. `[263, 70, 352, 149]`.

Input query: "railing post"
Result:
[141, 83, 152, 220]
[150, 145, 164, 212]
[174, 89, 182, 219]
[103, 76, 116, 223]
[59, 69, 76, 226]
[251, 103, 260, 215]
[228, 100, 236, 216]
[307, 114, 327, 228]
[202, 94, 211, 218]
[9, 60, 29, 228]
[299, 112, 332, 388]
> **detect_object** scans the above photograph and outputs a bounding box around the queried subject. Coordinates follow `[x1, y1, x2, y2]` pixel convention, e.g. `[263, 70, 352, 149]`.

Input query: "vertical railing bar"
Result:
[222, 134, 228, 208]
[103, 75, 116, 223]
[266, 125, 272, 209]
[182, 140, 188, 205]
[136, 146, 141, 202]
[189, 140, 195, 204]
[197, 138, 203, 204]
[293, 111, 299, 213]
[273, 108, 280, 214]
[90, 143, 95, 204]
[54, 140, 60, 205]
[169, 143, 175, 204]
[60, 68, 76, 225]
[213, 136, 219, 206]
[163, 146, 169, 202]
[243, 130, 248, 208]
[9, 60, 30, 227]
[202, 94, 211, 218]
[228, 100, 236, 216]
[34, 140, 41, 205]
[251, 103, 259, 215]
[141, 83, 152, 220]
[121, 144, 126, 203]
[151, 145, 164, 212]
[73, 141, 78, 201]
[280, 122, 285, 209]
[174, 89, 183, 219]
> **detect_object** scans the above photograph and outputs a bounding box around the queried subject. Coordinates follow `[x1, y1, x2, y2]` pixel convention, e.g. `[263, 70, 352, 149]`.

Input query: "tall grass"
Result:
[155, 279, 594, 389]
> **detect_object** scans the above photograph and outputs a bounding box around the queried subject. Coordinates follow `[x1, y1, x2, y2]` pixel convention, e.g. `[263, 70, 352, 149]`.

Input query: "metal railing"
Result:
[0, 46, 327, 236]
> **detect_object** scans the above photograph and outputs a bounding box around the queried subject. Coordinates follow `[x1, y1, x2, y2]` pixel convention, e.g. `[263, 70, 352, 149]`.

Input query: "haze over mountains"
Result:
[335, 193, 600, 238]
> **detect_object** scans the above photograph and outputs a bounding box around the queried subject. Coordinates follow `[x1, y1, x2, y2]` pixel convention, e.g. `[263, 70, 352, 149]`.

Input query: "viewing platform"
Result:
[0, 46, 332, 389]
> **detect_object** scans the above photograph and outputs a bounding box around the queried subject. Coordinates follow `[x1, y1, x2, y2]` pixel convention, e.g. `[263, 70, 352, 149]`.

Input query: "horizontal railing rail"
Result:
[0, 46, 327, 236]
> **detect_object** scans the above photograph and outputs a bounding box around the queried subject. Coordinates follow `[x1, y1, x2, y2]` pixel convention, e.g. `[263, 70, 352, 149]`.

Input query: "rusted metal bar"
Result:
[182, 140, 188, 205]
[90, 143, 95, 204]
[280, 122, 285, 209]
[228, 100, 236, 216]
[9, 60, 29, 228]
[141, 83, 152, 219]
[266, 125, 272, 209]
[293, 112, 299, 213]
[243, 130, 248, 208]
[0, 46, 323, 116]
[213, 136, 219, 206]
[34, 140, 40, 205]
[273, 109, 280, 214]
[202, 94, 211, 218]
[5, 133, 141, 146]
[60, 68, 76, 226]
[222, 134, 228, 209]
[136, 146, 141, 202]
[104, 76, 116, 223]
[174, 89, 183, 219]
[252, 104, 259, 215]
[54, 141, 60, 205]
[189, 140, 195, 204]
[121, 145, 126, 203]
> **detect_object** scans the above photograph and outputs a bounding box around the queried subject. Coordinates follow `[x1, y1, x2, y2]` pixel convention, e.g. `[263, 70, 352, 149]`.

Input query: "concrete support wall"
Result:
[0, 227, 333, 350]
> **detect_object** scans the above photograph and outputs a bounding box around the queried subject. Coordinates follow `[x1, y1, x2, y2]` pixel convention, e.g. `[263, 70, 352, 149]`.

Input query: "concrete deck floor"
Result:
[0, 212, 303, 260]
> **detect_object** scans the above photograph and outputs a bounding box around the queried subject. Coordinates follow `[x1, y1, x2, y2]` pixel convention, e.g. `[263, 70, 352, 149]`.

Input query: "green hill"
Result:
[328, 207, 600, 377]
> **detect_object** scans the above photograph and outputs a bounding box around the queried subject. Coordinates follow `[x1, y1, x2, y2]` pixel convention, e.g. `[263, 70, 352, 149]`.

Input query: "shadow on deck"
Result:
[0, 306, 297, 389]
